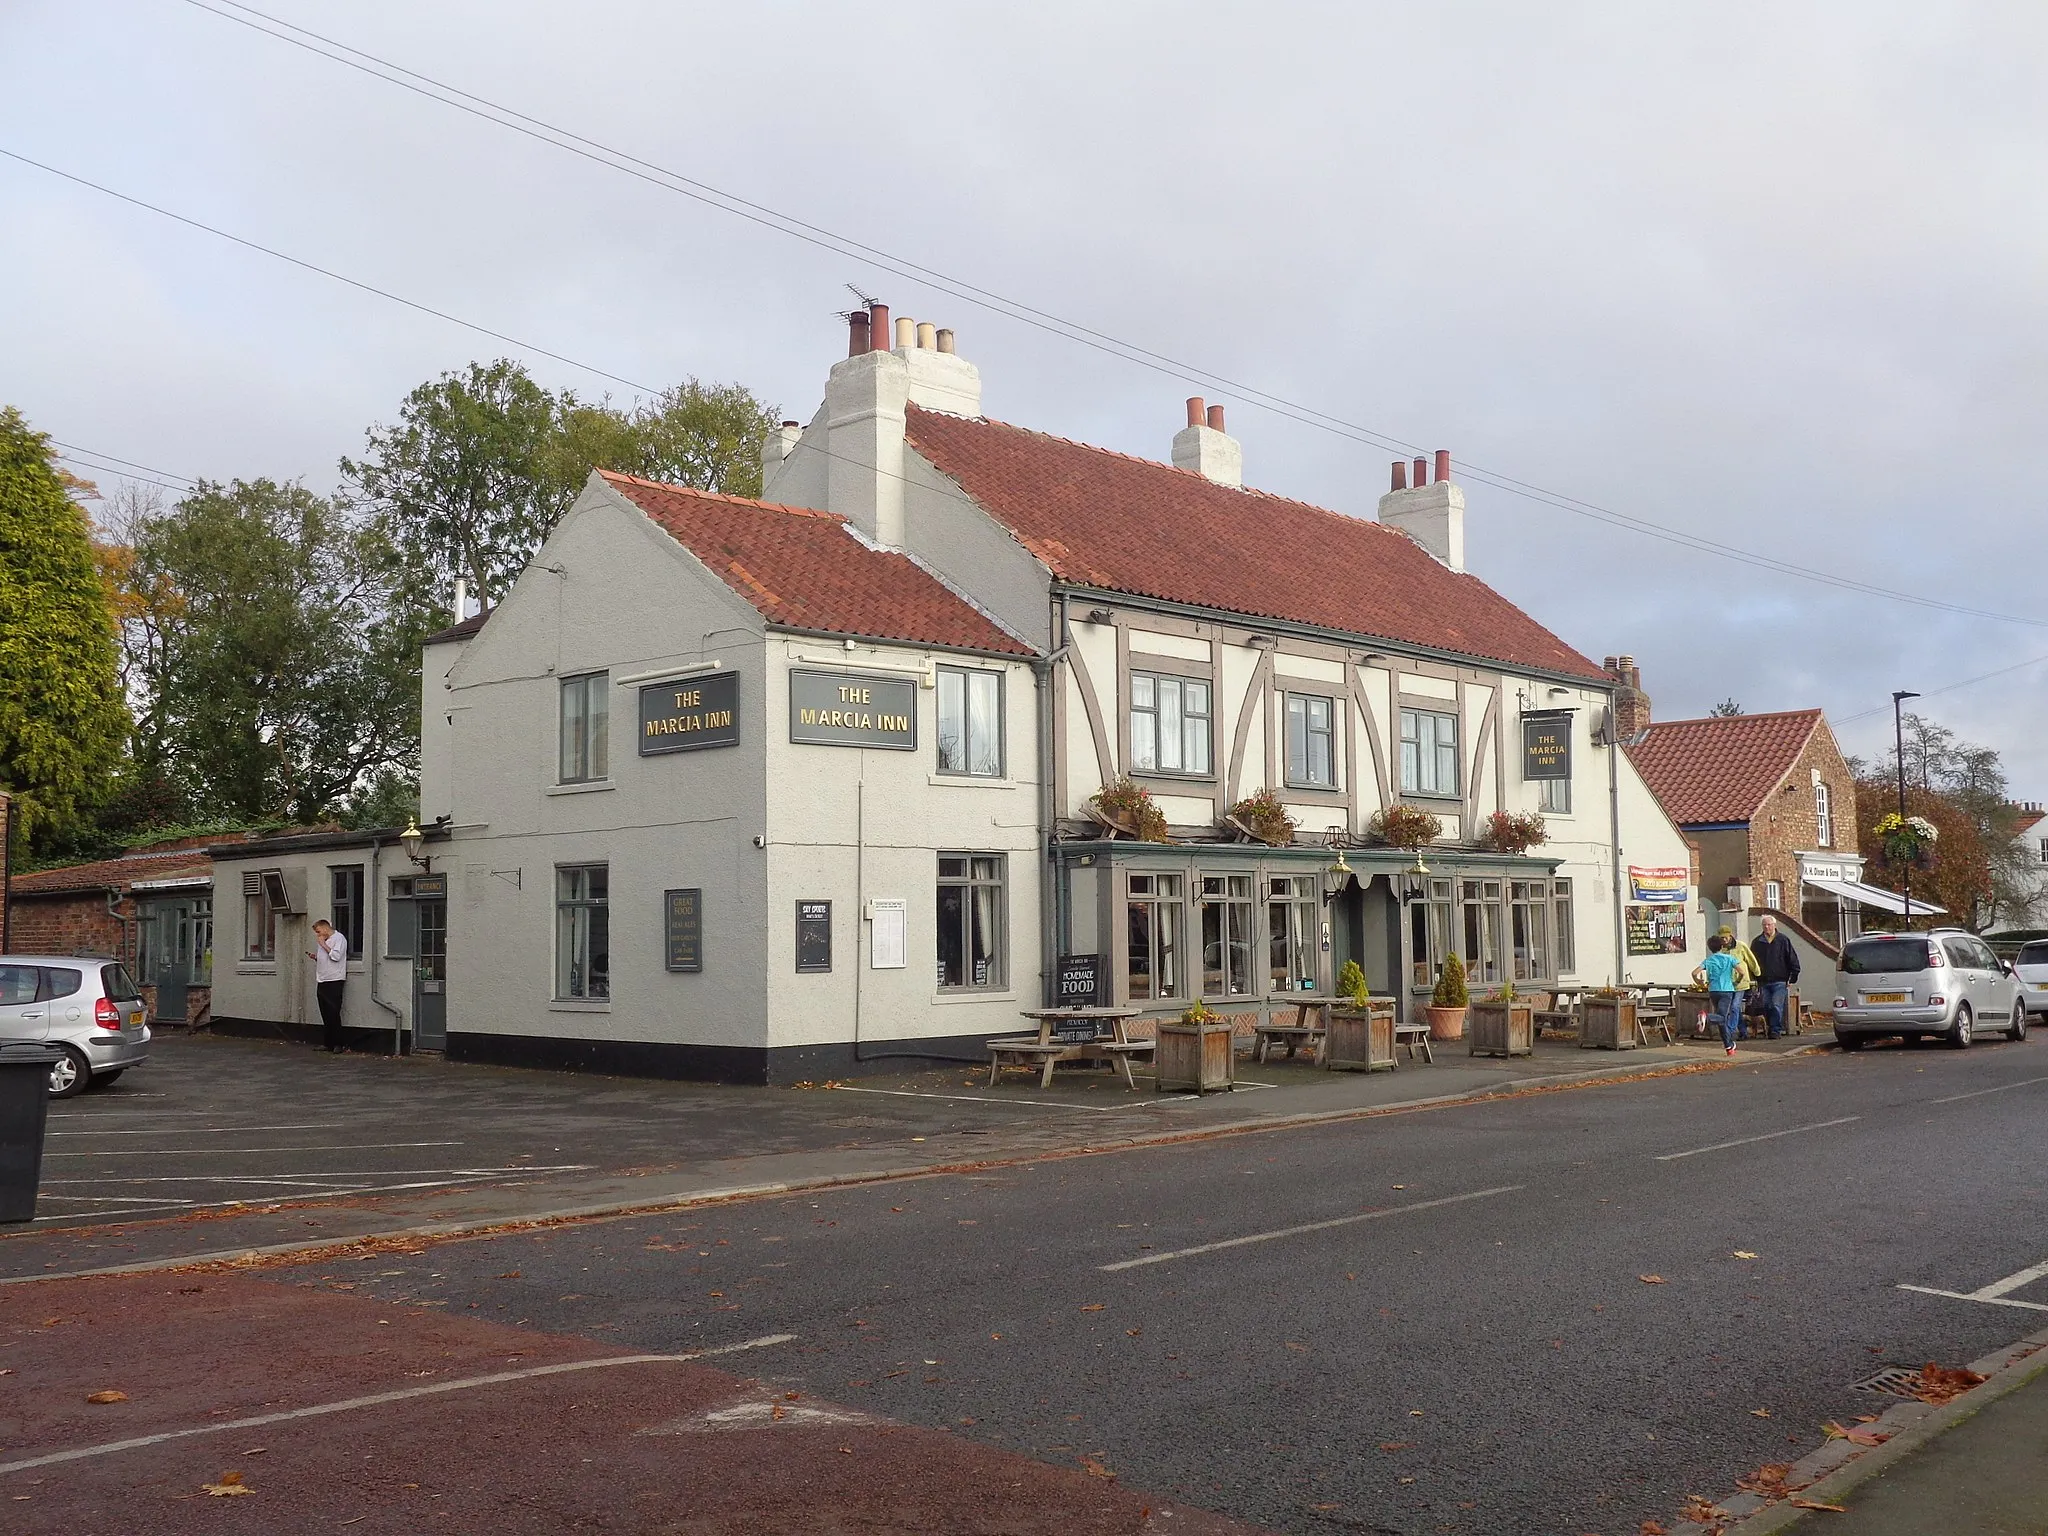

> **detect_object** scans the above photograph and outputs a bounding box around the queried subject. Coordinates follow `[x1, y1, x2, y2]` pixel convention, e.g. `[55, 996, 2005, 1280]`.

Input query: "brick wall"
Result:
[8, 890, 130, 958]
[1742, 719, 1860, 897]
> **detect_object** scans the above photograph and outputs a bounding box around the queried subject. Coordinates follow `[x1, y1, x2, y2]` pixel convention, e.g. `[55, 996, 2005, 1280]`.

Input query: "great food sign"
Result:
[788, 669, 918, 750]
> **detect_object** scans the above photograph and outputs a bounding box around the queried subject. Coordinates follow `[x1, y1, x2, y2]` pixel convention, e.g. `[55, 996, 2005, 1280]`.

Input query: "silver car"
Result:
[2014, 939, 2048, 1020]
[1833, 929, 2026, 1050]
[0, 956, 151, 1097]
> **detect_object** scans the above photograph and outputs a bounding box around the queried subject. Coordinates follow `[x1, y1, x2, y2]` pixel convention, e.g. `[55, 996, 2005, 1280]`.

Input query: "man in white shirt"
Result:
[309, 918, 349, 1053]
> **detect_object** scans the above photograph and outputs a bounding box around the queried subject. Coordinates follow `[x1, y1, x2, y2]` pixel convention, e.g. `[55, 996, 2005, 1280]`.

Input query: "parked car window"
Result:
[39, 968, 83, 1001]
[1970, 938, 2004, 971]
[2017, 941, 2048, 967]
[1840, 938, 1934, 974]
[1942, 938, 1976, 969]
[0, 965, 40, 1005]
[101, 964, 143, 1000]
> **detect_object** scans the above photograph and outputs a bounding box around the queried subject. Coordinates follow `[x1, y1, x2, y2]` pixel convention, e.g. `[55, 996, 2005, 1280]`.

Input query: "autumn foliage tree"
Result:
[0, 407, 129, 846]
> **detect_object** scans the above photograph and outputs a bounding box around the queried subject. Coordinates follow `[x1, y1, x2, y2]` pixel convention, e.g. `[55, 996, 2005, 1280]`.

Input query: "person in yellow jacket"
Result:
[1717, 925, 1761, 1037]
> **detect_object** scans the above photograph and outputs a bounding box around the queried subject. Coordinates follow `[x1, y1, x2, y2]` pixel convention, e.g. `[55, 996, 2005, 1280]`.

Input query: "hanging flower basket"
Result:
[1226, 788, 1297, 847]
[1088, 776, 1170, 842]
[1874, 812, 1938, 871]
[1480, 810, 1548, 856]
[1368, 804, 1443, 852]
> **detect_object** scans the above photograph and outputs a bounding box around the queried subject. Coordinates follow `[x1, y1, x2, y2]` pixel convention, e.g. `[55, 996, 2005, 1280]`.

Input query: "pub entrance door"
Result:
[412, 883, 448, 1051]
[144, 899, 193, 1025]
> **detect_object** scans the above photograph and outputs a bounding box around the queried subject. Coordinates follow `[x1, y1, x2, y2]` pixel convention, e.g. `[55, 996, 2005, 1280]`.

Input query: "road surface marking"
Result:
[42, 1142, 464, 1158]
[46, 1123, 347, 1137]
[1931, 1076, 2048, 1104]
[0, 1334, 799, 1474]
[1099, 1185, 1524, 1271]
[39, 1165, 591, 1184]
[830, 1085, 1165, 1114]
[1653, 1117, 1859, 1161]
[1898, 1255, 2048, 1313]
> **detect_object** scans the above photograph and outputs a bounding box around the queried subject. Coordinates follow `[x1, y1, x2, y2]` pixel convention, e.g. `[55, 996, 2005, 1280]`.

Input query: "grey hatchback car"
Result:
[0, 956, 151, 1097]
[1833, 929, 2026, 1049]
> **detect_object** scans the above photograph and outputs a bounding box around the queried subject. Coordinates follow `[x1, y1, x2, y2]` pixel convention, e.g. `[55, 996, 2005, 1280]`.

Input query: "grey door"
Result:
[153, 901, 190, 1025]
[0, 964, 46, 1042]
[412, 896, 448, 1051]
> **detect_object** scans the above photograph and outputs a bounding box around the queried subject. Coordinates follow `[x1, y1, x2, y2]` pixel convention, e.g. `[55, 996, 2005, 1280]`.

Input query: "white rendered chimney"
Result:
[824, 310, 910, 546]
[895, 315, 982, 418]
[1377, 450, 1464, 572]
[1171, 397, 1242, 488]
[758, 419, 802, 485]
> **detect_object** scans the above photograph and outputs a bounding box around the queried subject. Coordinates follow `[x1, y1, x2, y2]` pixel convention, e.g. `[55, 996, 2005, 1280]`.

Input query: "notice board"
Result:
[664, 888, 703, 973]
[795, 900, 832, 973]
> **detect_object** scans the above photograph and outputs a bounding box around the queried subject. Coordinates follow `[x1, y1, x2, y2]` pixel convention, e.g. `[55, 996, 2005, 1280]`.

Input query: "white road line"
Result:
[39, 1165, 591, 1185]
[46, 1124, 346, 1137]
[1653, 1117, 1860, 1162]
[31, 1194, 192, 1205]
[0, 1334, 799, 1474]
[1099, 1185, 1524, 1272]
[829, 1085, 1163, 1114]
[43, 1142, 464, 1158]
[1932, 1076, 2048, 1104]
[1896, 1254, 2048, 1312]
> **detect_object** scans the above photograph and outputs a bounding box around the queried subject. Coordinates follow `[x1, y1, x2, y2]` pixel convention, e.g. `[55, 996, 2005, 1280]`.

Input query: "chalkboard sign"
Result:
[664, 888, 703, 973]
[795, 900, 832, 973]
[1056, 953, 1101, 1007]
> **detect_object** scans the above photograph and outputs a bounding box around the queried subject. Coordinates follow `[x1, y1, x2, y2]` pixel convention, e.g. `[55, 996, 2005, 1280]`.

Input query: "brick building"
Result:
[5, 837, 228, 1025]
[1620, 683, 1909, 947]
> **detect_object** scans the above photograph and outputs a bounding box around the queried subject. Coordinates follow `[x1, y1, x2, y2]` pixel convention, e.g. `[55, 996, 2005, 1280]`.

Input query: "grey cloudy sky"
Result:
[6, 2, 2045, 794]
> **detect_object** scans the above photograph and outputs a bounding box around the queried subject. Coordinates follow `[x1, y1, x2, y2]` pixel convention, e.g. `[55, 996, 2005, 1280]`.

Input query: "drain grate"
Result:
[1850, 1366, 1923, 1399]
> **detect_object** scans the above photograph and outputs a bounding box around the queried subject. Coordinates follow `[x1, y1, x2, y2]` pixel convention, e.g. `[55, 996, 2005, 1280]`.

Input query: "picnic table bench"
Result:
[1254, 1000, 1330, 1064]
[989, 1007, 1151, 1090]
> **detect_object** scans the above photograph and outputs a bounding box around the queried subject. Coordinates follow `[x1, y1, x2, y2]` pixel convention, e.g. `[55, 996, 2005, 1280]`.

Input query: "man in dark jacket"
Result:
[1751, 913, 1801, 1039]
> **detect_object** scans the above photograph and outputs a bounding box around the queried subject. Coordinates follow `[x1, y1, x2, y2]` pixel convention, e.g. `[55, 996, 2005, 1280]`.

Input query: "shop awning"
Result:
[1805, 875, 1945, 917]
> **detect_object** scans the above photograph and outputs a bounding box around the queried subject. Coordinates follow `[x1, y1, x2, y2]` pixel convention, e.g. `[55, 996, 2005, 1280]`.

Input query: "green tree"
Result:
[1709, 698, 1744, 717]
[559, 380, 778, 499]
[0, 407, 129, 845]
[131, 479, 418, 823]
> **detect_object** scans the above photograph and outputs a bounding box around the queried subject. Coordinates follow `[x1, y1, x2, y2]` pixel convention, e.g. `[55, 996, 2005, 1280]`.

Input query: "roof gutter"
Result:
[1050, 583, 1609, 692]
[767, 624, 1039, 666]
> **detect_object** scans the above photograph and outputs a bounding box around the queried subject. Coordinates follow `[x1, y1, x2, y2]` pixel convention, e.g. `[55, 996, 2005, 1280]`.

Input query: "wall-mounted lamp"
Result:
[1360, 652, 1388, 666]
[1086, 608, 1115, 625]
[1322, 848, 1353, 903]
[1397, 850, 1431, 903]
[1547, 686, 1572, 699]
[399, 817, 432, 872]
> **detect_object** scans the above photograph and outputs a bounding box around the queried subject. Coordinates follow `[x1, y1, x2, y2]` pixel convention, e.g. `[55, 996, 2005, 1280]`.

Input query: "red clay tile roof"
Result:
[1625, 710, 1826, 825]
[601, 473, 1032, 656]
[423, 611, 490, 645]
[2014, 808, 2046, 834]
[902, 408, 1605, 680]
[10, 847, 213, 897]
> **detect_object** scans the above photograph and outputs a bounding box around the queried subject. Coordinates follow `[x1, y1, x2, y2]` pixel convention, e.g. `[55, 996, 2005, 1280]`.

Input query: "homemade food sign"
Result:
[639, 672, 740, 754]
[789, 669, 918, 750]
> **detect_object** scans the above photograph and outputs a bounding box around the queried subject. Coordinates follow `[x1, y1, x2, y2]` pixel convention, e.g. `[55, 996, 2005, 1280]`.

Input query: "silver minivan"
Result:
[2014, 939, 2048, 1021]
[0, 956, 151, 1096]
[1833, 929, 2026, 1049]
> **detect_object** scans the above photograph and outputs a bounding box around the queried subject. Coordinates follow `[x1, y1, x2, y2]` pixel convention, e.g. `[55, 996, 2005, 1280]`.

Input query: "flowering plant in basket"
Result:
[1369, 803, 1443, 851]
[1090, 776, 1170, 842]
[1228, 788, 1297, 846]
[1480, 810, 1548, 856]
[1874, 811, 1938, 871]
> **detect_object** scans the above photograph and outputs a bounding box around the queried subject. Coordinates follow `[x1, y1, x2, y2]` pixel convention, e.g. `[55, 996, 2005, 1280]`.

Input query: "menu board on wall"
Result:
[1625, 903, 1689, 955]
[664, 888, 702, 972]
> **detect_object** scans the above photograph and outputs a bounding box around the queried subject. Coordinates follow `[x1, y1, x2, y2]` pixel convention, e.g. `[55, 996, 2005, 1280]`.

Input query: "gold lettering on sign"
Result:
[673, 688, 703, 709]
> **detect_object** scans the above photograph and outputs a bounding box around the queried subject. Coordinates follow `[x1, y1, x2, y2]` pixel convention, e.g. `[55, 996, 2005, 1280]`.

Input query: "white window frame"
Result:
[1400, 708, 1460, 799]
[936, 666, 1004, 778]
[1765, 880, 1783, 910]
[1284, 693, 1336, 789]
[558, 672, 610, 785]
[1814, 782, 1833, 847]
[1131, 672, 1213, 777]
[1539, 776, 1571, 814]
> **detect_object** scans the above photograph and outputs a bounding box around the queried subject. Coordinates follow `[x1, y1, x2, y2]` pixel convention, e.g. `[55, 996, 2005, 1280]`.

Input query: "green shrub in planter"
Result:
[1431, 952, 1469, 1009]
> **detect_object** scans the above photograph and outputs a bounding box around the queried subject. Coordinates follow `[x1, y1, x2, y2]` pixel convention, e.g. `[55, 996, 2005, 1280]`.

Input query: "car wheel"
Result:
[47, 1046, 91, 1099]
[2010, 1004, 2028, 1044]
[1836, 1033, 1865, 1052]
[1948, 1003, 1974, 1050]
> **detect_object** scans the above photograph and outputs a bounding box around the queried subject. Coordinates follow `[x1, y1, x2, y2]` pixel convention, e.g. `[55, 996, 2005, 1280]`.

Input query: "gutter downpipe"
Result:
[1607, 698, 1626, 986]
[366, 836, 405, 1055]
[1047, 593, 1080, 1007]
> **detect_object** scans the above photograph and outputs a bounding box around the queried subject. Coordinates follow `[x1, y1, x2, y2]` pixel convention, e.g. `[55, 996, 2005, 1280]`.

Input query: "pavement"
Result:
[6, 1027, 2043, 1534]
[1, 1025, 1795, 1281]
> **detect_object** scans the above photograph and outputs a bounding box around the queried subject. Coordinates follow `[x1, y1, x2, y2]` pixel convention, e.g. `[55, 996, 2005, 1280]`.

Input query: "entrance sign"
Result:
[1628, 866, 1688, 903]
[789, 669, 917, 750]
[639, 672, 740, 755]
[664, 888, 703, 972]
[795, 900, 833, 973]
[1522, 714, 1571, 782]
[412, 874, 448, 898]
[1626, 903, 1688, 955]
[1056, 953, 1102, 1007]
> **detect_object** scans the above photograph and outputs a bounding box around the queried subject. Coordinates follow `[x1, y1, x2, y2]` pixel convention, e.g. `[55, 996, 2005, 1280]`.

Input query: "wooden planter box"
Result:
[1325, 1002, 1396, 1073]
[1155, 1021, 1236, 1093]
[1467, 1000, 1533, 1058]
[1580, 995, 1639, 1050]
[1676, 992, 1714, 1037]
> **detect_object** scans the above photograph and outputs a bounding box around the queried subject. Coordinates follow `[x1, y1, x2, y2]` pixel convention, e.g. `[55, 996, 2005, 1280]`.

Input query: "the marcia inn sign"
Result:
[788, 669, 917, 750]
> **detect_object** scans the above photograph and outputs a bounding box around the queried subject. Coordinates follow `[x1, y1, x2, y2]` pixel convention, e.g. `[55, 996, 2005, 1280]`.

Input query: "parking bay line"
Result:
[1899, 1256, 2048, 1313]
[1931, 1075, 2048, 1105]
[1652, 1116, 1860, 1162]
[39, 1164, 594, 1186]
[1099, 1185, 1525, 1271]
[42, 1142, 464, 1158]
[0, 1333, 799, 1475]
[46, 1124, 348, 1137]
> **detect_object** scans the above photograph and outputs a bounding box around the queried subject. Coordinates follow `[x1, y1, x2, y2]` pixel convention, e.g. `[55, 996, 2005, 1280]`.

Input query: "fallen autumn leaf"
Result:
[1789, 1497, 1848, 1512]
[1639, 1274, 1667, 1284]
[85, 1390, 128, 1404]
[202, 1472, 251, 1497]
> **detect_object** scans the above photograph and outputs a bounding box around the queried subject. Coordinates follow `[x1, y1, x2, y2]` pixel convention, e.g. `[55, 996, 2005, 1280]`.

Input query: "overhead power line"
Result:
[1836, 652, 2048, 727]
[168, 0, 2048, 632]
[50, 439, 196, 490]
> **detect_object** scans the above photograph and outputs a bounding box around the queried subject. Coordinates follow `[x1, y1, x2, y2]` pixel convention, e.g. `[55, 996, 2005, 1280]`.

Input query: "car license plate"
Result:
[1863, 991, 1908, 1004]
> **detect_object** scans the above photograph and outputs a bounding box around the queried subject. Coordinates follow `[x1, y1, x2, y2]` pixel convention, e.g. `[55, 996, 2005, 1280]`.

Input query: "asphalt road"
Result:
[243, 1038, 2048, 1535]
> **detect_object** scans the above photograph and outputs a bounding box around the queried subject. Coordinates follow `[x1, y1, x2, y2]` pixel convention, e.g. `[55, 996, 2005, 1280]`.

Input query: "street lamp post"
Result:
[1892, 690, 1920, 928]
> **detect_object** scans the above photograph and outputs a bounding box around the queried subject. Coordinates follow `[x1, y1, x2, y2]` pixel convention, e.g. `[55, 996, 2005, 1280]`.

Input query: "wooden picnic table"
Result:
[1254, 999, 1331, 1065]
[989, 1007, 1152, 1090]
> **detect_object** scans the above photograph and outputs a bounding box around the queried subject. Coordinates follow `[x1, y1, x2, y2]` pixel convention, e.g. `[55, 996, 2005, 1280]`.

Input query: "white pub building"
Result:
[209, 308, 1700, 1080]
